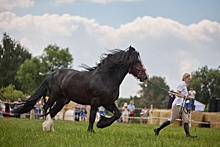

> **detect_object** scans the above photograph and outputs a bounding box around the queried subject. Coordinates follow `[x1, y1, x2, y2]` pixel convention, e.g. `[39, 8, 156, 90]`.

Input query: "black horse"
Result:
[12, 46, 148, 132]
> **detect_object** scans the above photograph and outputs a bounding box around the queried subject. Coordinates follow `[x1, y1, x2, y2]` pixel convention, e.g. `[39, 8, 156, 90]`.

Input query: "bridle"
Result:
[127, 54, 147, 80]
[128, 64, 146, 79]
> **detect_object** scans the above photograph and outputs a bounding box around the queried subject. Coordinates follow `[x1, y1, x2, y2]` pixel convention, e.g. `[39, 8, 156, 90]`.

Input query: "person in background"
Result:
[167, 90, 176, 109]
[188, 87, 196, 111]
[4, 100, 10, 117]
[154, 73, 197, 138]
[34, 100, 41, 119]
[121, 103, 129, 123]
[128, 101, 135, 123]
[74, 103, 81, 121]
[81, 105, 87, 121]
[140, 105, 149, 124]
[98, 106, 106, 117]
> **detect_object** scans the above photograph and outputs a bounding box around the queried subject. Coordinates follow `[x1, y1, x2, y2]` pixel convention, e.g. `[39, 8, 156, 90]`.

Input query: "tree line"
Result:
[0, 33, 220, 109]
[0, 33, 73, 101]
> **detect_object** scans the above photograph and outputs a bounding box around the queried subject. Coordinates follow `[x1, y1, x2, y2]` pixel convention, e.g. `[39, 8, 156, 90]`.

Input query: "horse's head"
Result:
[128, 46, 148, 82]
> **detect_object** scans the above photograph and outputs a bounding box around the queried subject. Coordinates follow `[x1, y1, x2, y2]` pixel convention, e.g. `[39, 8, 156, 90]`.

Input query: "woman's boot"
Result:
[154, 120, 170, 136]
[184, 123, 197, 138]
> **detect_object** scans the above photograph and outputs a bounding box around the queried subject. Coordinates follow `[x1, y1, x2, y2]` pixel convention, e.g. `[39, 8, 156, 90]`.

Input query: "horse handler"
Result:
[154, 73, 197, 138]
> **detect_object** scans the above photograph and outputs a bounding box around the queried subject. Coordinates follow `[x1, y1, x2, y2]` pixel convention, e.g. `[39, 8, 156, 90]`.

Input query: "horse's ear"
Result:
[128, 46, 135, 53]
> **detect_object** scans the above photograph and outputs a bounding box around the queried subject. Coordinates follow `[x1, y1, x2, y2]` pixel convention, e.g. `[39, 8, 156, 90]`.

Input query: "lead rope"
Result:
[147, 80, 178, 94]
[179, 97, 191, 124]
[179, 98, 188, 115]
[147, 80, 189, 115]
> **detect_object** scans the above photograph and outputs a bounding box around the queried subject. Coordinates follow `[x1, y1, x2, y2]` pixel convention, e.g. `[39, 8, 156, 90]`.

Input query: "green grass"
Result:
[0, 118, 220, 147]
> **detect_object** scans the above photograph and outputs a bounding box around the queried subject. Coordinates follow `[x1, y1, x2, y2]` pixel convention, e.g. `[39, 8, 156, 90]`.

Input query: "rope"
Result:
[147, 80, 190, 115]
[147, 80, 178, 94]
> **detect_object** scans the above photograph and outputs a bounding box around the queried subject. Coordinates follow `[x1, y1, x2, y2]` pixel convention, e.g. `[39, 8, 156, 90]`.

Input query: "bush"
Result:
[0, 84, 27, 101]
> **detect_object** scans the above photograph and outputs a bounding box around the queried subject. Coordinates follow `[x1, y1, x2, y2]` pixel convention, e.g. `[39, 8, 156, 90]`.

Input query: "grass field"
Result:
[0, 118, 220, 147]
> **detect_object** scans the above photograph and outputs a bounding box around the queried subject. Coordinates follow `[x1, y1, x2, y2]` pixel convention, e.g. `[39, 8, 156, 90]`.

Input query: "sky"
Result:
[0, 0, 220, 98]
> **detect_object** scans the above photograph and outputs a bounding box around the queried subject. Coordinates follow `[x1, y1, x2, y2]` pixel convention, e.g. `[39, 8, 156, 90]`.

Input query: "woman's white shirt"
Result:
[172, 81, 188, 106]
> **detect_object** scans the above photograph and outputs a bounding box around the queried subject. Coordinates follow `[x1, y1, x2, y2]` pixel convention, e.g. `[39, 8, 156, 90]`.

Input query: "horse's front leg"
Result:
[88, 98, 99, 133]
[97, 103, 121, 128]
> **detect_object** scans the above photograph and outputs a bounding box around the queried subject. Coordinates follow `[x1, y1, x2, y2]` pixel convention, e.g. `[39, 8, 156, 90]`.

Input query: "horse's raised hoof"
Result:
[97, 115, 109, 128]
[154, 128, 159, 136]
[97, 122, 105, 128]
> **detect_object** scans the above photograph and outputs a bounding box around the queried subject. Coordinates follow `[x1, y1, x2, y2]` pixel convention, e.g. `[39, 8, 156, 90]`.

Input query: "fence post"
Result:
[150, 104, 153, 124]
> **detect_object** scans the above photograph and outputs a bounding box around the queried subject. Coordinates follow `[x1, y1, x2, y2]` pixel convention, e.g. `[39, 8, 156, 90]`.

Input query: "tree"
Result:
[16, 57, 43, 94]
[138, 76, 170, 109]
[188, 66, 220, 105]
[40, 44, 73, 75]
[16, 44, 74, 95]
[1, 84, 27, 101]
[0, 33, 31, 89]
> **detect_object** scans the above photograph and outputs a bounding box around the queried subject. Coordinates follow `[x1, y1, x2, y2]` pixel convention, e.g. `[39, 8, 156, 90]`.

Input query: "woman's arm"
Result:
[175, 90, 190, 99]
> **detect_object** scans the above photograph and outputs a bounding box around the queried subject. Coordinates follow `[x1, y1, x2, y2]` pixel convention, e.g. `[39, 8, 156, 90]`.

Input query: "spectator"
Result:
[74, 103, 81, 121]
[34, 101, 41, 119]
[188, 87, 196, 111]
[98, 106, 106, 117]
[167, 90, 176, 109]
[81, 105, 87, 121]
[4, 100, 10, 117]
[128, 101, 135, 123]
[140, 105, 149, 124]
[121, 103, 129, 123]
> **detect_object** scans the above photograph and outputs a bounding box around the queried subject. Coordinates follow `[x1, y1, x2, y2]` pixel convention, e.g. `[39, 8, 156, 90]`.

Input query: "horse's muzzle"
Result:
[140, 74, 149, 82]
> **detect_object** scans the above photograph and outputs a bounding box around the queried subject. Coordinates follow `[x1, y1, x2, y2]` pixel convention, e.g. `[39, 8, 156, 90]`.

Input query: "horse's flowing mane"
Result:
[81, 47, 139, 72]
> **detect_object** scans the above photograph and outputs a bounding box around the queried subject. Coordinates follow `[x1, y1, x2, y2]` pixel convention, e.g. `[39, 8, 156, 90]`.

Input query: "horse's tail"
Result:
[12, 79, 48, 114]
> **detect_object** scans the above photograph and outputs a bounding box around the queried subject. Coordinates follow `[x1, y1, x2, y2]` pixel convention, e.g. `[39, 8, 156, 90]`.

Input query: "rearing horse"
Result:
[12, 46, 148, 132]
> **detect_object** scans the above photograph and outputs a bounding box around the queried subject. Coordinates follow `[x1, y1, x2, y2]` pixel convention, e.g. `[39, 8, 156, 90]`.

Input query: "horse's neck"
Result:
[107, 67, 129, 85]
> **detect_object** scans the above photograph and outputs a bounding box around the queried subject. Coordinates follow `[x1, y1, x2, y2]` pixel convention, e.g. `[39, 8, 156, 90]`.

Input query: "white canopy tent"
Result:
[186, 100, 206, 111]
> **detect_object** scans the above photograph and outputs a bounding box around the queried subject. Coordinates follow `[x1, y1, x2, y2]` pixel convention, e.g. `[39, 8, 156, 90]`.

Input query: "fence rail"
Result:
[1, 101, 220, 128]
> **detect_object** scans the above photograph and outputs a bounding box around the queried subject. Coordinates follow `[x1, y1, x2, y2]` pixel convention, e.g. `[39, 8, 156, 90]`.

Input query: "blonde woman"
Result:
[154, 73, 197, 138]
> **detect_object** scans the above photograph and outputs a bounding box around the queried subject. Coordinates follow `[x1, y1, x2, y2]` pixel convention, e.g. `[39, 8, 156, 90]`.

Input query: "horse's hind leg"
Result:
[97, 103, 121, 128]
[50, 98, 69, 118]
[42, 97, 68, 132]
[42, 89, 61, 131]
[43, 87, 61, 115]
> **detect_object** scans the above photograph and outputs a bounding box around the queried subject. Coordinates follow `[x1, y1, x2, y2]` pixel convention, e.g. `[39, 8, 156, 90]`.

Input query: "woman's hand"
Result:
[175, 90, 190, 99]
